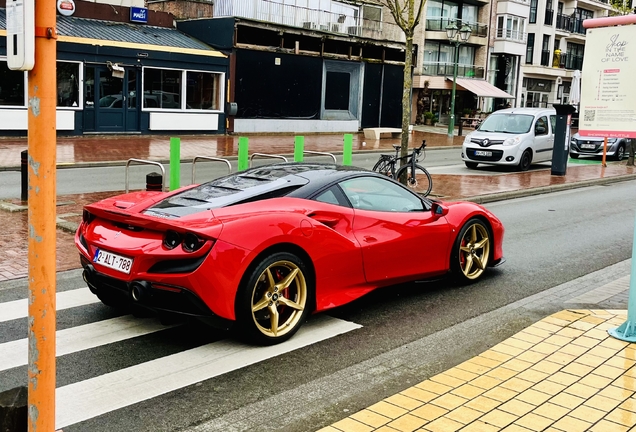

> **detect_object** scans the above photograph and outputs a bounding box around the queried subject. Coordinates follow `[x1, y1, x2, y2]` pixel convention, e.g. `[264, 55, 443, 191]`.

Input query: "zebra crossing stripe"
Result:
[0, 315, 176, 372]
[55, 315, 361, 429]
[0, 288, 98, 323]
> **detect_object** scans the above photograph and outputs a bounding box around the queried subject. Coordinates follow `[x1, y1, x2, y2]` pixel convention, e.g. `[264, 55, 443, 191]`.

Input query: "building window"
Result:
[496, 15, 526, 41]
[57, 62, 80, 108]
[529, 0, 537, 23]
[325, 72, 350, 110]
[526, 33, 535, 64]
[541, 35, 551, 66]
[143, 67, 223, 111]
[0, 61, 26, 107]
[423, 41, 480, 77]
[186, 71, 222, 110]
[544, 0, 554, 25]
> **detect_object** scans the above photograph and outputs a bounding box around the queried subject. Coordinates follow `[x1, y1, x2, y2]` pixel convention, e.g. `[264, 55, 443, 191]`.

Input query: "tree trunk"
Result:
[399, 35, 414, 184]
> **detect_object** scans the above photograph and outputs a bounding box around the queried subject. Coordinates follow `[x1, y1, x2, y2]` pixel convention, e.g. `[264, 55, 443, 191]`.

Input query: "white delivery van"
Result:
[461, 107, 557, 171]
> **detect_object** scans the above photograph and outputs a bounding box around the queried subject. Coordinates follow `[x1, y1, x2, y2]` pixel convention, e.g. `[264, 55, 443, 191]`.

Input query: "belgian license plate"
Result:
[93, 249, 133, 274]
[475, 150, 492, 157]
[581, 144, 595, 149]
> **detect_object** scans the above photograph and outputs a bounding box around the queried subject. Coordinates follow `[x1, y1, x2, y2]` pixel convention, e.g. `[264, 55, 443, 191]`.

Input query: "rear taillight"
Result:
[82, 209, 95, 224]
[182, 233, 205, 253]
[163, 230, 182, 250]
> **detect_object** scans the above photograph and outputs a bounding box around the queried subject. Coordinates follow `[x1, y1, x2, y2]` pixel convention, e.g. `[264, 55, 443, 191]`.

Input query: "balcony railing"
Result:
[422, 62, 485, 78]
[555, 13, 586, 35]
[544, 9, 554, 25]
[214, 0, 406, 42]
[540, 49, 551, 66]
[425, 18, 488, 38]
[495, 27, 527, 43]
[551, 52, 583, 70]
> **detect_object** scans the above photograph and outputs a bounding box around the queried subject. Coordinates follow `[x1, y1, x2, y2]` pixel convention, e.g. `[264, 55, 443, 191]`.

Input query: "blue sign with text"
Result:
[130, 7, 148, 23]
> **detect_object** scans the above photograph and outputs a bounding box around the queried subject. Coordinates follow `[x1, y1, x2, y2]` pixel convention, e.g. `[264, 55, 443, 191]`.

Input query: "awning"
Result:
[451, 78, 515, 99]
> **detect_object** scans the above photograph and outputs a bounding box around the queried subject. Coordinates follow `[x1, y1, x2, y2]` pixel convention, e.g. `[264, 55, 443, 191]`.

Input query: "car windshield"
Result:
[478, 114, 534, 134]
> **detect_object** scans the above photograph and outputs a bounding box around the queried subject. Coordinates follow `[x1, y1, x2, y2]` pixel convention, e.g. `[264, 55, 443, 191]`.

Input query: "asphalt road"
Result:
[1, 179, 634, 431]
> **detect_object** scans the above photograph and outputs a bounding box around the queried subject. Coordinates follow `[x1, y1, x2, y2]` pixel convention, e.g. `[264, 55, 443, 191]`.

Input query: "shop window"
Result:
[143, 68, 182, 109]
[57, 62, 80, 107]
[325, 71, 350, 110]
[0, 61, 26, 107]
[186, 71, 222, 110]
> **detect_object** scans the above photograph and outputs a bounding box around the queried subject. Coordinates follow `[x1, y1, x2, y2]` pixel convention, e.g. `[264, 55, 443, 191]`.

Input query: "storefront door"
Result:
[84, 66, 140, 133]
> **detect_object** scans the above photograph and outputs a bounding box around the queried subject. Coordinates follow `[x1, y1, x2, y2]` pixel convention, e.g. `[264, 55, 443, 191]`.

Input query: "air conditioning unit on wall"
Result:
[347, 26, 361, 36]
[302, 22, 317, 29]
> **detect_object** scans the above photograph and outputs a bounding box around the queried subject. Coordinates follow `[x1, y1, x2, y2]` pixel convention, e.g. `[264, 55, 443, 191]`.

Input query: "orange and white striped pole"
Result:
[27, 0, 57, 430]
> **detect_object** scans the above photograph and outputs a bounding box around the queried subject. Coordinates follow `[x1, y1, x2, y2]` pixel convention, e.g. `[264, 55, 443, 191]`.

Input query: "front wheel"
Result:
[396, 164, 433, 196]
[614, 144, 625, 161]
[236, 252, 313, 345]
[450, 219, 491, 283]
[465, 161, 479, 169]
[518, 149, 532, 171]
[372, 159, 393, 178]
[569, 153, 579, 159]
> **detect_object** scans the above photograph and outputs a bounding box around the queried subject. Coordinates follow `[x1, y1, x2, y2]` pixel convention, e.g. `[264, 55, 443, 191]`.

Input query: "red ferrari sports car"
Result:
[76, 163, 504, 344]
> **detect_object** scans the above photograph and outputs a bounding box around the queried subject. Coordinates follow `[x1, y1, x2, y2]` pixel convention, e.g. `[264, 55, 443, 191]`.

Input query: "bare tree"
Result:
[377, 0, 427, 177]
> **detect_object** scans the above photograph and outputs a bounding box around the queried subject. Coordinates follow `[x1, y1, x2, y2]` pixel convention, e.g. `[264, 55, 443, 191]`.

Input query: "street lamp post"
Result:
[446, 22, 472, 137]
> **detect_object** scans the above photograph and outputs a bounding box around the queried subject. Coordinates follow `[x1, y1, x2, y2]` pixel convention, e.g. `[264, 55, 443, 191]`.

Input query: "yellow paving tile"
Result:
[569, 320, 596, 331]
[458, 420, 500, 432]
[530, 342, 560, 355]
[597, 385, 634, 401]
[523, 326, 553, 339]
[464, 396, 501, 413]
[583, 328, 611, 340]
[530, 360, 562, 375]
[481, 349, 513, 363]
[588, 419, 630, 432]
[483, 387, 518, 403]
[451, 384, 485, 399]
[430, 393, 468, 411]
[550, 415, 592, 432]
[513, 413, 555, 431]
[515, 369, 550, 384]
[455, 360, 492, 375]
[623, 366, 636, 378]
[571, 336, 601, 349]
[516, 389, 552, 406]
[502, 359, 534, 373]
[544, 352, 576, 366]
[575, 353, 607, 368]
[500, 425, 533, 432]
[504, 337, 535, 351]
[316, 426, 342, 432]
[619, 396, 636, 411]
[415, 380, 453, 396]
[386, 413, 427, 432]
[479, 409, 518, 428]
[579, 315, 606, 325]
[400, 387, 438, 403]
[532, 321, 562, 333]
[472, 356, 504, 369]
[385, 394, 423, 411]
[556, 343, 588, 358]
[516, 350, 547, 364]
[410, 404, 448, 421]
[491, 343, 524, 357]
[563, 382, 599, 399]
[546, 371, 579, 387]
[367, 401, 409, 419]
[552, 310, 586, 322]
[613, 375, 636, 392]
[556, 327, 584, 338]
[421, 416, 464, 432]
[543, 317, 571, 328]
[588, 345, 622, 359]
[445, 368, 478, 382]
[500, 377, 535, 392]
[445, 406, 483, 424]
[498, 399, 535, 417]
[532, 402, 570, 421]
[578, 373, 613, 389]
[484, 367, 518, 382]
[544, 334, 573, 347]
[605, 407, 636, 427]
[351, 410, 392, 428]
[584, 394, 622, 412]
[561, 362, 594, 377]
[471, 375, 505, 390]
[617, 347, 636, 362]
[331, 417, 375, 432]
[569, 404, 606, 423]
[549, 392, 586, 410]
[514, 331, 544, 345]
[531, 380, 566, 396]
[373, 427, 400, 432]
[430, 373, 466, 389]
[599, 337, 630, 351]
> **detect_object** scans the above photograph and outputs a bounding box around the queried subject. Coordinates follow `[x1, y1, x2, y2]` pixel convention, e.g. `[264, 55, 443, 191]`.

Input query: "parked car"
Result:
[570, 133, 631, 160]
[76, 163, 505, 345]
[461, 108, 557, 171]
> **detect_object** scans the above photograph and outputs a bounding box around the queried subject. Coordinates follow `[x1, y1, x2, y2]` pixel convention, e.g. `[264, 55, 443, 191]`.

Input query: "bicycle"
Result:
[372, 140, 433, 196]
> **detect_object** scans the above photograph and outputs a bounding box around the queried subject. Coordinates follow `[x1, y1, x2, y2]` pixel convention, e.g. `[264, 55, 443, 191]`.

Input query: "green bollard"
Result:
[343, 134, 353, 166]
[169, 137, 180, 191]
[294, 136, 304, 162]
[238, 137, 249, 171]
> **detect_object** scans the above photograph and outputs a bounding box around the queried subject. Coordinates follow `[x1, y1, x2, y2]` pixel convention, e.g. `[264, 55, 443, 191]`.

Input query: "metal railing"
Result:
[125, 159, 166, 193]
[303, 151, 337, 163]
[425, 18, 488, 37]
[555, 14, 586, 35]
[214, 0, 405, 42]
[422, 62, 485, 79]
[191, 156, 232, 184]
[495, 28, 527, 43]
[249, 153, 288, 168]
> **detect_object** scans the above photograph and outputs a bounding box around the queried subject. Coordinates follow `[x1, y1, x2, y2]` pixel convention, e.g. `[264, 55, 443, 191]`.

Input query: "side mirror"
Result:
[535, 125, 546, 135]
[431, 202, 449, 218]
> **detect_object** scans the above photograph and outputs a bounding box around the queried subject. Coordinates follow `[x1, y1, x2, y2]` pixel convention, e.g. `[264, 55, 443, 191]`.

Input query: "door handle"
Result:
[307, 213, 339, 228]
[363, 235, 377, 243]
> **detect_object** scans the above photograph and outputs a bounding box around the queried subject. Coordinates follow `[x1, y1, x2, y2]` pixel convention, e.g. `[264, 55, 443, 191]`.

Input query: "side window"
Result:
[549, 115, 556, 133]
[535, 116, 548, 136]
[339, 176, 425, 212]
[315, 188, 341, 205]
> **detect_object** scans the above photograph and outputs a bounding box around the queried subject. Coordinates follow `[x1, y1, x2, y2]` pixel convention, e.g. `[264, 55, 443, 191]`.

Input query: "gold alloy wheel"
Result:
[459, 223, 490, 280]
[250, 260, 307, 338]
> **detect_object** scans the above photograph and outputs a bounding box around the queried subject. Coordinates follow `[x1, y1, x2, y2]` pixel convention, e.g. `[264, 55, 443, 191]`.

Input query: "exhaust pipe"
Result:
[82, 264, 99, 294]
[129, 281, 151, 302]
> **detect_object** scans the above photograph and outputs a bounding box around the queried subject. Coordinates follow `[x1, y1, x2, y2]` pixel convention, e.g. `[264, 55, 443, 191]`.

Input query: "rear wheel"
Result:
[465, 161, 479, 169]
[451, 219, 491, 283]
[569, 153, 579, 159]
[518, 150, 532, 171]
[372, 158, 393, 177]
[614, 144, 625, 161]
[396, 164, 433, 196]
[236, 252, 313, 345]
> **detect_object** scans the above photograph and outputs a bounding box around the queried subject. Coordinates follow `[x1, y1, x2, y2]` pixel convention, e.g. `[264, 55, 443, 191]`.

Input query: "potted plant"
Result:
[432, 115, 439, 126]
[424, 111, 434, 125]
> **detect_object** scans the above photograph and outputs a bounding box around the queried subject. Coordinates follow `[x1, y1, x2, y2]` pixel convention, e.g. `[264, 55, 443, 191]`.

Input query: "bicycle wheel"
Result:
[396, 163, 432, 196]
[372, 158, 394, 178]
